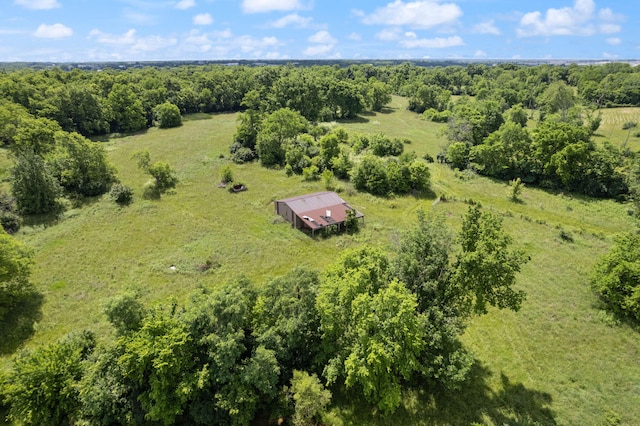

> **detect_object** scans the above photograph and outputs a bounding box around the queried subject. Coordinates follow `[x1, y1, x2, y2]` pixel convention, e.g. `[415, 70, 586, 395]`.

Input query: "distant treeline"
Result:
[2, 61, 640, 139]
[3, 61, 640, 204]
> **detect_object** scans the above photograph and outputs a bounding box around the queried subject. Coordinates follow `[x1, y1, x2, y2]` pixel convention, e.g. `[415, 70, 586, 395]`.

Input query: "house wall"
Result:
[275, 201, 296, 227]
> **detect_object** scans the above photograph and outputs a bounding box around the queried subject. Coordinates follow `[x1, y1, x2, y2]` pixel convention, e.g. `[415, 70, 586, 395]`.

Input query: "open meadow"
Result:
[1, 97, 640, 425]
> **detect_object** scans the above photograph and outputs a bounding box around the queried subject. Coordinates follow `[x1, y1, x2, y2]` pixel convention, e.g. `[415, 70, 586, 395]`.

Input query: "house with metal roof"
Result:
[275, 191, 364, 236]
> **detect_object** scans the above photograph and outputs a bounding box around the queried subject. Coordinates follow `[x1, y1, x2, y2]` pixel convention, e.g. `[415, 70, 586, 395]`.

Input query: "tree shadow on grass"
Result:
[0, 291, 44, 355]
[332, 362, 556, 425]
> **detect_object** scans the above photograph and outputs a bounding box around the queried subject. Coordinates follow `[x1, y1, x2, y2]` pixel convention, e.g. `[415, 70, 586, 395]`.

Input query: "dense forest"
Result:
[1, 61, 640, 425]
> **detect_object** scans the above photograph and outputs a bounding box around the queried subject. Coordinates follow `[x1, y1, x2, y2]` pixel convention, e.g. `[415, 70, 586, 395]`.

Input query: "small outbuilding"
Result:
[275, 191, 364, 236]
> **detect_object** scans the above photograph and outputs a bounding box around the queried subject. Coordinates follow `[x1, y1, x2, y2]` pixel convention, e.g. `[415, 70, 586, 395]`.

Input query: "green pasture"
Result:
[1, 98, 639, 425]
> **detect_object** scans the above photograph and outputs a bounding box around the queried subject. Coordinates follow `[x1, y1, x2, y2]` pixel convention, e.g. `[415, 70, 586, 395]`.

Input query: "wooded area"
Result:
[1, 61, 640, 425]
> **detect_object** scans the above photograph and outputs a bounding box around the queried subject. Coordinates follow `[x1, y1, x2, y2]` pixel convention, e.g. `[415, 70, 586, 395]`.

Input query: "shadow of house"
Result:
[275, 191, 364, 237]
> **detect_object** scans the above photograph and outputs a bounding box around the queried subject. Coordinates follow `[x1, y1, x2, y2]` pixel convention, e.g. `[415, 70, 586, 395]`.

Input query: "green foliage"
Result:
[109, 183, 133, 205]
[0, 192, 21, 234]
[0, 228, 34, 322]
[257, 108, 308, 167]
[106, 83, 146, 133]
[220, 163, 234, 184]
[446, 141, 470, 170]
[290, 370, 331, 426]
[321, 168, 336, 190]
[344, 209, 359, 234]
[622, 121, 637, 130]
[3, 331, 95, 425]
[369, 133, 404, 157]
[48, 131, 117, 197]
[10, 150, 63, 215]
[132, 149, 178, 196]
[509, 177, 524, 201]
[253, 268, 322, 382]
[153, 102, 182, 128]
[103, 292, 146, 335]
[351, 155, 389, 195]
[538, 81, 576, 120]
[452, 205, 528, 316]
[590, 233, 640, 322]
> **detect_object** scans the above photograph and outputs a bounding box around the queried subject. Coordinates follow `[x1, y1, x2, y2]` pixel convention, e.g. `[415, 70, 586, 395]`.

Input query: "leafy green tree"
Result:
[0, 100, 31, 145]
[0, 192, 21, 234]
[116, 305, 197, 425]
[3, 331, 95, 425]
[10, 150, 63, 215]
[350, 155, 389, 196]
[47, 83, 109, 136]
[290, 370, 331, 426]
[13, 116, 61, 155]
[538, 80, 576, 121]
[153, 102, 182, 128]
[48, 131, 117, 197]
[446, 141, 470, 170]
[257, 108, 308, 167]
[0, 228, 34, 322]
[317, 247, 430, 412]
[132, 149, 178, 196]
[590, 233, 640, 322]
[252, 268, 322, 382]
[451, 205, 528, 316]
[106, 83, 146, 133]
[365, 78, 392, 112]
[103, 292, 146, 336]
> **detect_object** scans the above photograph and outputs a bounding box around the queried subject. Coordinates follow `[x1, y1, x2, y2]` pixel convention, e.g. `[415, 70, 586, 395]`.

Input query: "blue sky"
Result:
[0, 0, 637, 62]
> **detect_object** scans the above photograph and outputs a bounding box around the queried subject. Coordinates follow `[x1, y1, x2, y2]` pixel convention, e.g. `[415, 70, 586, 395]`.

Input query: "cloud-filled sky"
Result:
[0, 0, 636, 62]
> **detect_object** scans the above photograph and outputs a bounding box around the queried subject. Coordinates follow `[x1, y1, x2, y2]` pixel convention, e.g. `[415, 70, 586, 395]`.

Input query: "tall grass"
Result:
[0, 101, 639, 425]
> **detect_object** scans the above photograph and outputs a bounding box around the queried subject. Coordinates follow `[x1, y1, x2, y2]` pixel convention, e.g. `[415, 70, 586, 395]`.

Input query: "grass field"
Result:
[1, 97, 640, 425]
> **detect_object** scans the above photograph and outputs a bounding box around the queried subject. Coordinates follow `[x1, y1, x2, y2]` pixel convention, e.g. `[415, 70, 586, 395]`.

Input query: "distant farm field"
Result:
[1, 97, 640, 425]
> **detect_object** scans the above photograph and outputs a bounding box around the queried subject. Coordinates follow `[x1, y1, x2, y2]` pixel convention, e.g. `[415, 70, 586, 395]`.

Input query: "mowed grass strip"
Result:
[1, 102, 639, 425]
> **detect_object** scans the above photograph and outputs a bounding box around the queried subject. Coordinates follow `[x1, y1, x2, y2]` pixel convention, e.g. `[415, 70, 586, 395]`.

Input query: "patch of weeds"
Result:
[197, 256, 221, 273]
[559, 229, 574, 243]
[596, 310, 621, 327]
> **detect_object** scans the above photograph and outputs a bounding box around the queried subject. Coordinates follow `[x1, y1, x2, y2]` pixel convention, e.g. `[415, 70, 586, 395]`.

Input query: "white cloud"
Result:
[123, 9, 157, 26]
[303, 44, 333, 56]
[376, 28, 402, 41]
[606, 37, 621, 45]
[175, 0, 195, 9]
[400, 35, 464, 48]
[180, 29, 283, 58]
[473, 20, 500, 35]
[517, 0, 622, 37]
[193, 13, 213, 25]
[268, 13, 314, 29]
[34, 23, 72, 38]
[14, 0, 60, 10]
[363, 0, 462, 28]
[242, 0, 304, 14]
[88, 28, 177, 53]
[474, 49, 487, 57]
[347, 32, 361, 41]
[89, 29, 137, 45]
[308, 30, 335, 44]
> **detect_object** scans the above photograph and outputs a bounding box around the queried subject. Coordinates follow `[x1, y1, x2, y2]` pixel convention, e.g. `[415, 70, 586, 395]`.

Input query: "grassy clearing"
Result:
[1, 100, 639, 425]
[594, 106, 640, 151]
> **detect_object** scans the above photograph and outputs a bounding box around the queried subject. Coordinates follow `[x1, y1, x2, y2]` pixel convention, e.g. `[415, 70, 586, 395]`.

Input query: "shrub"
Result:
[109, 183, 133, 205]
[153, 102, 182, 128]
[590, 233, 640, 322]
[142, 180, 160, 199]
[321, 169, 336, 190]
[0, 192, 20, 233]
[231, 147, 256, 164]
[219, 164, 234, 184]
[622, 121, 637, 130]
[290, 371, 331, 426]
[302, 165, 319, 181]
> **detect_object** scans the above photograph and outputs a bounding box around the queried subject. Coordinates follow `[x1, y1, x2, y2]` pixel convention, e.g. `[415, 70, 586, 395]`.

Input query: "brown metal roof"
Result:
[277, 191, 346, 215]
[277, 191, 363, 231]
